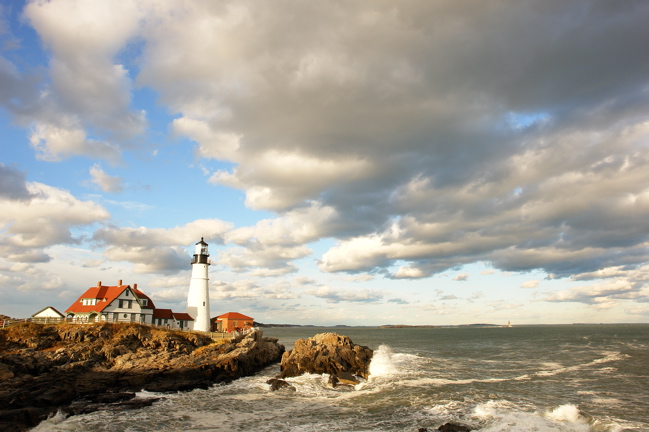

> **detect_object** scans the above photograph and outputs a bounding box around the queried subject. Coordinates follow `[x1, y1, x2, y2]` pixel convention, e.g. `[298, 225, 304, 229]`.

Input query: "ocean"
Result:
[34, 324, 649, 432]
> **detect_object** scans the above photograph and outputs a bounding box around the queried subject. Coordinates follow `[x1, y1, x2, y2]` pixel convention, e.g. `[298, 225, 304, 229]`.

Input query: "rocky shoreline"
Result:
[0, 322, 284, 432]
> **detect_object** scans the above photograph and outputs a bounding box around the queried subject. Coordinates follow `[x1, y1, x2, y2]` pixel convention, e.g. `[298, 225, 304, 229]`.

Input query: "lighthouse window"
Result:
[203, 302, 205, 306]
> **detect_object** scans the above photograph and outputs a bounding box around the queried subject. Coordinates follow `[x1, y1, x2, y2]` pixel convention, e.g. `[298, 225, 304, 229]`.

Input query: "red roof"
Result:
[216, 312, 254, 321]
[66, 285, 123, 314]
[153, 308, 174, 319]
[66, 284, 155, 314]
[133, 288, 155, 309]
[153, 309, 194, 321]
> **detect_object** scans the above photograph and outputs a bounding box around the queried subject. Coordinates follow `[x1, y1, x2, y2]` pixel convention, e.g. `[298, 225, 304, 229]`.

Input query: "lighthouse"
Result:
[186, 238, 211, 332]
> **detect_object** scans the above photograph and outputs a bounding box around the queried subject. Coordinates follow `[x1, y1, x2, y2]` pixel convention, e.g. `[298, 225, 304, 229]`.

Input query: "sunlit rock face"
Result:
[279, 332, 373, 386]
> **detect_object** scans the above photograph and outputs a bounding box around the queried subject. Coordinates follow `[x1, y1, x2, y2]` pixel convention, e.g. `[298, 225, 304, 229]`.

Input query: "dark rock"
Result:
[0, 323, 285, 432]
[87, 392, 136, 404]
[266, 378, 296, 391]
[279, 333, 373, 385]
[438, 422, 472, 432]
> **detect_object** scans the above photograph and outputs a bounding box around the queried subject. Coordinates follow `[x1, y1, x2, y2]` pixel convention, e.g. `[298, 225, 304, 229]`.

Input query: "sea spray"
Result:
[369, 344, 398, 378]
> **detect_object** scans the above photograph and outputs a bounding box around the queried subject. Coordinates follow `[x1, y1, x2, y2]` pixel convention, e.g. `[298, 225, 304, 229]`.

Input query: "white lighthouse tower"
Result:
[186, 238, 211, 332]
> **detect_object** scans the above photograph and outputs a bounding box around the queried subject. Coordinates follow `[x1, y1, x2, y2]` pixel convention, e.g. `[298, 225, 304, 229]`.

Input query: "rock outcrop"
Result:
[278, 333, 373, 386]
[0, 323, 284, 432]
[266, 378, 296, 391]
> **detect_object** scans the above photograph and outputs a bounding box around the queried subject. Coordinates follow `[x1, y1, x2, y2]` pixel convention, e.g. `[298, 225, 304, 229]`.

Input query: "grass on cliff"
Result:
[0, 322, 221, 353]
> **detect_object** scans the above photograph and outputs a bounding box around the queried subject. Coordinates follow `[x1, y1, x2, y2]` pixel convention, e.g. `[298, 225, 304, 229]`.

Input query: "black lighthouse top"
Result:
[191, 237, 210, 265]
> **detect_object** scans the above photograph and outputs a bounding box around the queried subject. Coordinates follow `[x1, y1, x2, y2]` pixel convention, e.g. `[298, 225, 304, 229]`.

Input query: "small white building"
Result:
[31, 306, 65, 323]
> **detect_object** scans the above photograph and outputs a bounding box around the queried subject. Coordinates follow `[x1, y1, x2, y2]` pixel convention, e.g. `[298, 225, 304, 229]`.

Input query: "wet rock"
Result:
[279, 333, 373, 385]
[438, 422, 472, 432]
[266, 378, 296, 391]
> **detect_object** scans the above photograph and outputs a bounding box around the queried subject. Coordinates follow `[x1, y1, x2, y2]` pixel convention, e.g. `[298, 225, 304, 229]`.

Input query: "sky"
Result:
[1, 0, 649, 326]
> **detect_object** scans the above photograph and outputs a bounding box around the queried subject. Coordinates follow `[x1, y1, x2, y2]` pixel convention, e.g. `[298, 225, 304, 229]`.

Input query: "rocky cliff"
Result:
[0, 322, 284, 432]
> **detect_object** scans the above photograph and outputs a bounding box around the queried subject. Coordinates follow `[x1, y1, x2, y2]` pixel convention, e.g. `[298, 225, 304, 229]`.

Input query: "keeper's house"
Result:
[65, 280, 193, 330]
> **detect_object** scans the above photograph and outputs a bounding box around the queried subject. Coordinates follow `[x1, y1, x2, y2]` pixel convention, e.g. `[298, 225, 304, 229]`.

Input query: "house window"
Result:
[125, 290, 129, 296]
[141, 299, 148, 306]
[119, 300, 132, 309]
[123, 314, 128, 318]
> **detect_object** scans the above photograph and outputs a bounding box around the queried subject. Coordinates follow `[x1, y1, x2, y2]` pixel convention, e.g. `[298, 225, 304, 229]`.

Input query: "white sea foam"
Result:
[29, 410, 69, 431]
[546, 404, 584, 424]
[368, 344, 422, 380]
[369, 344, 398, 377]
[471, 401, 592, 432]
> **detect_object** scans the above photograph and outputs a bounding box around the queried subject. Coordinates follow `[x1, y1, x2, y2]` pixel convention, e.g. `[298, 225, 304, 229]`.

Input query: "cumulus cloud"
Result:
[453, 273, 469, 282]
[6, 1, 649, 308]
[212, 279, 300, 300]
[521, 280, 540, 289]
[218, 244, 311, 275]
[542, 264, 649, 308]
[0, 181, 109, 263]
[89, 163, 124, 193]
[305, 285, 383, 304]
[93, 219, 233, 274]
[0, 164, 33, 200]
[18, 0, 147, 162]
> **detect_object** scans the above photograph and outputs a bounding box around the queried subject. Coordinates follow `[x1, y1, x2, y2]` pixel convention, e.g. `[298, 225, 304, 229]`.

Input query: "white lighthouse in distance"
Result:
[186, 238, 211, 332]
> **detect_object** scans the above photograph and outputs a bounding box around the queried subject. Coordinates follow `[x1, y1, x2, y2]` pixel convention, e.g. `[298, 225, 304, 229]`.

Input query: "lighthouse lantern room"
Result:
[186, 237, 211, 332]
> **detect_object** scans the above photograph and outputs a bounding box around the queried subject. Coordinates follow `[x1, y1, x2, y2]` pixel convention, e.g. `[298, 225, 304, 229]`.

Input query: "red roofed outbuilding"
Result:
[153, 309, 194, 330]
[212, 312, 254, 332]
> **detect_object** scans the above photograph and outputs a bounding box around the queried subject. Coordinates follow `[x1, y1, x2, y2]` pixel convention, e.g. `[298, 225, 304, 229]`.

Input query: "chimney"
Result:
[118, 279, 122, 286]
[134, 283, 138, 290]
[97, 281, 101, 288]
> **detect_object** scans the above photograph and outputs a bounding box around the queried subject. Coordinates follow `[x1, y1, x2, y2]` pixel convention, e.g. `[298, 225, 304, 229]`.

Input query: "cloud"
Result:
[0, 164, 34, 200]
[305, 285, 383, 303]
[521, 280, 540, 289]
[89, 163, 124, 193]
[212, 279, 300, 300]
[0, 181, 109, 262]
[29, 115, 122, 163]
[93, 219, 233, 274]
[393, 265, 427, 279]
[19, 0, 147, 162]
[453, 273, 469, 282]
[5, 1, 649, 316]
[542, 263, 649, 308]
[218, 244, 311, 275]
[387, 297, 409, 305]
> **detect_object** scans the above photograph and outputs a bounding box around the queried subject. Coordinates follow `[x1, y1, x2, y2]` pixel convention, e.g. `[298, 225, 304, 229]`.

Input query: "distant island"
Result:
[379, 325, 437, 328]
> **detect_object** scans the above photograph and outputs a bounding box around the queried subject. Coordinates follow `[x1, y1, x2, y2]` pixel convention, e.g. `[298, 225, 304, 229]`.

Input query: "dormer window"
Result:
[141, 299, 148, 306]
